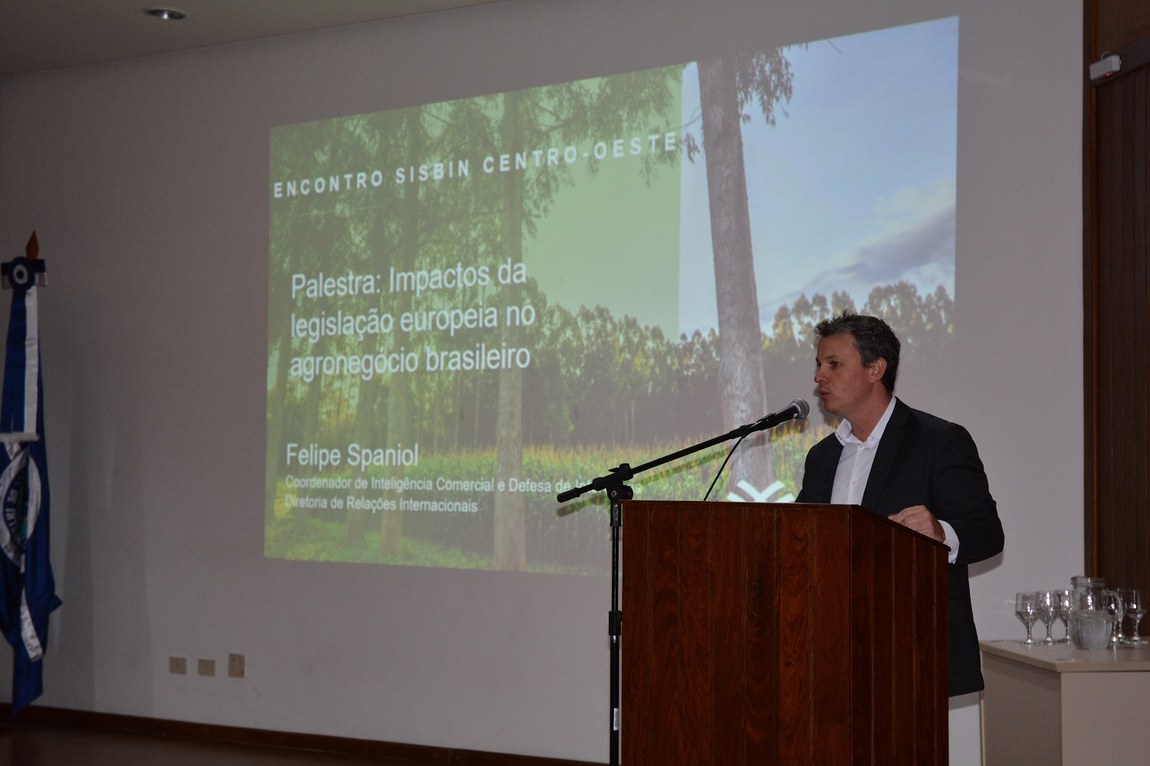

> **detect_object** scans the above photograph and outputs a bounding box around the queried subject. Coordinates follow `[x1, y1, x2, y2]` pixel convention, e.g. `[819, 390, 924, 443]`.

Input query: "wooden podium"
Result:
[620, 501, 948, 765]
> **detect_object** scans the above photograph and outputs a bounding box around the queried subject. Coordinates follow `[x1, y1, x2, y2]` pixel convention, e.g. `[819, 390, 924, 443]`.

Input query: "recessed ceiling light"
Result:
[144, 8, 187, 21]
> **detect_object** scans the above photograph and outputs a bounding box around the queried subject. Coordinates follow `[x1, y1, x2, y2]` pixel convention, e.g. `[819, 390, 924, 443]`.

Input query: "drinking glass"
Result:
[1056, 589, 1072, 642]
[1016, 591, 1039, 646]
[1036, 590, 1058, 644]
[1121, 588, 1145, 645]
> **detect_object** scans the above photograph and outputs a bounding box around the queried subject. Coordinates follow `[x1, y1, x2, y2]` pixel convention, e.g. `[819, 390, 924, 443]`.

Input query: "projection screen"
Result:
[266, 16, 958, 573]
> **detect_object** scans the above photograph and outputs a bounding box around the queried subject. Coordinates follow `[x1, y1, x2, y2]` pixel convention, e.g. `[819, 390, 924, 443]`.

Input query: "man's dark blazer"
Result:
[796, 398, 1004, 697]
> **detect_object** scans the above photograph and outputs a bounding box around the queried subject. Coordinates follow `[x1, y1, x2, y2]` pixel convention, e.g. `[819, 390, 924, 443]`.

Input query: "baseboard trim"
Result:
[0, 705, 602, 766]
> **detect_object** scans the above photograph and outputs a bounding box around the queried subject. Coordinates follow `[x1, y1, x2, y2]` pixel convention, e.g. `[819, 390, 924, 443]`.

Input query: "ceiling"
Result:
[0, 0, 507, 77]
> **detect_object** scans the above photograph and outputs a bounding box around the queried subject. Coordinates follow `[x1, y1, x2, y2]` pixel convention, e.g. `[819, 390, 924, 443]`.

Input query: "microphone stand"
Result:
[556, 411, 800, 766]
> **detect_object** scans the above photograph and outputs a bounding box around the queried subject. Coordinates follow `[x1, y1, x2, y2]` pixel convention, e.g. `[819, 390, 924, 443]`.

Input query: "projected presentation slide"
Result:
[266, 17, 958, 573]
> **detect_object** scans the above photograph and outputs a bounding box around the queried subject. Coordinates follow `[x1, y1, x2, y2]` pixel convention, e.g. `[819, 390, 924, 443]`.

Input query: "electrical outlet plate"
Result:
[227, 653, 245, 679]
[197, 658, 216, 677]
[169, 656, 187, 675]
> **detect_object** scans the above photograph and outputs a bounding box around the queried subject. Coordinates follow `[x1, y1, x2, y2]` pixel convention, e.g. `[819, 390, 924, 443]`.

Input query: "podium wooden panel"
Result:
[620, 501, 948, 765]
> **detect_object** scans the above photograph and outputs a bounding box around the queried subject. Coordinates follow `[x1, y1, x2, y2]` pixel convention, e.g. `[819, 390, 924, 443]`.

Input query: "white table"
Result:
[980, 639, 1150, 764]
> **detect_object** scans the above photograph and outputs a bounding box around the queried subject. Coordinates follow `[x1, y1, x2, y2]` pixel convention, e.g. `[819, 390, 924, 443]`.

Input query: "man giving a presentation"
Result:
[796, 312, 1004, 696]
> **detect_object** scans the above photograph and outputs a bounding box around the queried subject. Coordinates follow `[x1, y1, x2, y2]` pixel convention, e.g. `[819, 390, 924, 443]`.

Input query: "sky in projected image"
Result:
[679, 17, 957, 336]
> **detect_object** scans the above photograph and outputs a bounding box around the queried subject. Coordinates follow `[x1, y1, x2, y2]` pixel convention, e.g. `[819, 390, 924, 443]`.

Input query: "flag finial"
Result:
[3, 234, 47, 291]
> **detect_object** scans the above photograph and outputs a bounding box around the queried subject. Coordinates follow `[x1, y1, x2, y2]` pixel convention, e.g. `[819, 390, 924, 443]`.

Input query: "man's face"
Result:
[813, 332, 884, 421]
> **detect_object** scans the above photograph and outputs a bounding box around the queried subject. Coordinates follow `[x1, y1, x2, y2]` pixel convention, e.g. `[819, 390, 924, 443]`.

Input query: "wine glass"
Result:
[1055, 589, 1072, 642]
[1104, 589, 1125, 646]
[1121, 588, 1145, 645]
[1036, 590, 1058, 645]
[1016, 591, 1039, 646]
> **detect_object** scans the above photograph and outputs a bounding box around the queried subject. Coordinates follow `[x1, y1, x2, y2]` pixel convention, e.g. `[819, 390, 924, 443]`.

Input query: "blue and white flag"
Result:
[0, 236, 60, 714]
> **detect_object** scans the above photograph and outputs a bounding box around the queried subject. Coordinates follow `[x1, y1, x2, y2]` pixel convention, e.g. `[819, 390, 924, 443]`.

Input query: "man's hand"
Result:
[889, 505, 945, 543]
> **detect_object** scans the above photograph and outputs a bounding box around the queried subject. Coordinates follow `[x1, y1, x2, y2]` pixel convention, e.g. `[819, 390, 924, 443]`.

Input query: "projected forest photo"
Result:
[265, 17, 959, 573]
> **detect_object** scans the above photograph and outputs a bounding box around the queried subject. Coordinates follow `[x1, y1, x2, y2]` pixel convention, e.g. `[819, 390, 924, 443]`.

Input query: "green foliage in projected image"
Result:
[264, 279, 951, 573]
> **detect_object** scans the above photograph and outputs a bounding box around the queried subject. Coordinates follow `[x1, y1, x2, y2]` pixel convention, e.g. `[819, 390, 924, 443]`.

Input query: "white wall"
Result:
[0, 0, 1082, 763]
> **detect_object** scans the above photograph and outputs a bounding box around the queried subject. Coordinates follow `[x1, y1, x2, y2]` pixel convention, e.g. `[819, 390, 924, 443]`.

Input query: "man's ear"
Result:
[867, 357, 888, 384]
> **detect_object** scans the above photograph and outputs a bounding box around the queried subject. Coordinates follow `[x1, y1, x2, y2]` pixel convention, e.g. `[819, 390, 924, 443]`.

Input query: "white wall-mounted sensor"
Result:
[1090, 54, 1122, 82]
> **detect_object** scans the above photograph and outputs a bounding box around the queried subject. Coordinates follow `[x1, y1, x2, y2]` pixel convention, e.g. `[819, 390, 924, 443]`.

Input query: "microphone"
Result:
[753, 398, 810, 431]
[701, 398, 810, 501]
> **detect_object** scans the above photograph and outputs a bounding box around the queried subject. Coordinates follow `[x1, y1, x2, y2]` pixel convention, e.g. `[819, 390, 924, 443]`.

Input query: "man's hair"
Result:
[814, 312, 900, 394]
